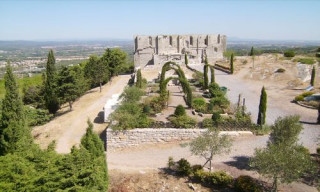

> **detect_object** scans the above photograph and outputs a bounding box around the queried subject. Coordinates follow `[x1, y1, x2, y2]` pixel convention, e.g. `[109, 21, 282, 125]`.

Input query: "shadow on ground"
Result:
[224, 156, 251, 171]
[94, 111, 104, 124]
[299, 121, 319, 125]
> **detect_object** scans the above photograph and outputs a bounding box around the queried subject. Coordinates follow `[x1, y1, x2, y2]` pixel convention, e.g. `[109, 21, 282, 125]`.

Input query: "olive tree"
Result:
[189, 128, 232, 171]
[251, 116, 316, 192]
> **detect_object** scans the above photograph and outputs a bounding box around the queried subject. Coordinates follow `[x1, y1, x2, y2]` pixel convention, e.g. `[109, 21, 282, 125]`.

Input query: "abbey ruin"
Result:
[134, 34, 227, 69]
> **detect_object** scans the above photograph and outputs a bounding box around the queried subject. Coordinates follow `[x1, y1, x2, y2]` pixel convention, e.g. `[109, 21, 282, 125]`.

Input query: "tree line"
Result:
[24, 48, 132, 114]
[0, 64, 109, 191]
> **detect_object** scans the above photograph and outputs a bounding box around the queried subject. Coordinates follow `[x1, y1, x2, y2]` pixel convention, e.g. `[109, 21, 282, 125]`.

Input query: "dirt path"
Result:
[32, 75, 130, 153]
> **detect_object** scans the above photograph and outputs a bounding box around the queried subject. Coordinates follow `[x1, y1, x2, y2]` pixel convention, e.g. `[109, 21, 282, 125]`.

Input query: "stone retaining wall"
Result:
[106, 128, 253, 149]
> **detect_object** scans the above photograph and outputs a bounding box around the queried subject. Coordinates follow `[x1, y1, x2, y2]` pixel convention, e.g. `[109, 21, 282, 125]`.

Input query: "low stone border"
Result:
[106, 128, 253, 149]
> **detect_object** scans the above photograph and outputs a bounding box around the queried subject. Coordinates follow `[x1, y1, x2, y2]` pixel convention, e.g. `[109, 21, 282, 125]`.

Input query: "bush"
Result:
[210, 171, 233, 187]
[24, 106, 53, 126]
[317, 147, 320, 155]
[120, 86, 144, 103]
[294, 95, 304, 101]
[169, 115, 197, 128]
[234, 175, 262, 192]
[297, 58, 315, 65]
[275, 68, 285, 73]
[174, 105, 186, 116]
[168, 156, 175, 169]
[202, 118, 214, 128]
[177, 158, 192, 176]
[22, 85, 44, 108]
[294, 91, 314, 102]
[192, 98, 207, 112]
[301, 91, 315, 97]
[212, 112, 222, 123]
[110, 102, 153, 130]
[191, 164, 203, 173]
[149, 96, 166, 113]
[143, 104, 151, 115]
[316, 53, 320, 58]
[284, 51, 295, 57]
[193, 170, 233, 187]
[210, 96, 230, 109]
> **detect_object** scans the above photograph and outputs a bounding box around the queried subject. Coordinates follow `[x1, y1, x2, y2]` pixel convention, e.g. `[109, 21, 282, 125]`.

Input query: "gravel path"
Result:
[33, 75, 130, 153]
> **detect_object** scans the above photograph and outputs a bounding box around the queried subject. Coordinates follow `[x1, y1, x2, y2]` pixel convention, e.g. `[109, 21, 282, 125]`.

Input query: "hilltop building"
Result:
[134, 34, 226, 69]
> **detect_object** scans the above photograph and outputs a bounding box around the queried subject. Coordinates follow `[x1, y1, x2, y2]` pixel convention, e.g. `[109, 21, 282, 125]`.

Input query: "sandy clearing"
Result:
[32, 75, 130, 153]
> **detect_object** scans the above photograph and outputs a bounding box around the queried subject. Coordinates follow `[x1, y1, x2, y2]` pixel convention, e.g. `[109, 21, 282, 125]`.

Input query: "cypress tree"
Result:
[230, 53, 234, 74]
[44, 50, 59, 114]
[310, 66, 316, 86]
[185, 53, 188, 65]
[210, 66, 215, 83]
[136, 69, 142, 88]
[0, 64, 31, 155]
[249, 47, 254, 56]
[203, 57, 209, 89]
[257, 86, 267, 125]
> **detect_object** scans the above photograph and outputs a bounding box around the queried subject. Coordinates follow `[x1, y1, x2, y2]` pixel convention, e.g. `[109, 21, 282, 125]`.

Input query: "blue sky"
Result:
[0, 0, 319, 41]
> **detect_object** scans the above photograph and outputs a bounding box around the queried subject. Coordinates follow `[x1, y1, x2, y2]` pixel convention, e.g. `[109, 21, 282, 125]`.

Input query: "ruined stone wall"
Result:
[106, 128, 252, 149]
[134, 34, 227, 69]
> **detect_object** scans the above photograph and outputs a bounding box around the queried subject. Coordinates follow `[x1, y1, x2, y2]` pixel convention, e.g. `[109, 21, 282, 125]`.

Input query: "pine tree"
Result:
[203, 57, 209, 89]
[44, 50, 59, 114]
[185, 53, 188, 65]
[0, 64, 31, 155]
[81, 120, 105, 158]
[257, 86, 267, 125]
[57, 66, 87, 110]
[210, 66, 215, 83]
[84, 55, 108, 92]
[230, 53, 234, 74]
[136, 69, 142, 88]
[310, 65, 316, 86]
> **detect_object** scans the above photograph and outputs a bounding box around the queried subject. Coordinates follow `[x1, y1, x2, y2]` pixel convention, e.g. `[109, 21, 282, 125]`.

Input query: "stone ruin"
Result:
[134, 34, 227, 69]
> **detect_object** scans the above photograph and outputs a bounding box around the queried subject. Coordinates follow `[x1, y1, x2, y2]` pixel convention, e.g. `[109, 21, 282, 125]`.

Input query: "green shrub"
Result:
[120, 86, 144, 103]
[294, 95, 304, 101]
[192, 98, 207, 112]
[234, 175, 262, 192]
[284, 51, 295, 57]
[177, 158, 192, 176]
[316, 53, 320, 58]
[168, 156, 175, 169]
[212, 112, 222, 123]
[275, 68, 285, 73]
[169, 115, 197, 128]
[301, 91, 315, 97]
[24, 106, 53, 126]
[210, 96, 230, 109]
[193, 170, 233, 187]
[202, 118, 214, 128]
[210, 171, 233, 187]
[110, 102, 153, 130]
[317, 147, 320, 155]
[191, 164, 203, 173]
[174, 105, 186, 116]
[149, 96, 166, 113]
[297, 58, 315, 65]
[294, 91, 314, 102]
[143, 104, 151, 115]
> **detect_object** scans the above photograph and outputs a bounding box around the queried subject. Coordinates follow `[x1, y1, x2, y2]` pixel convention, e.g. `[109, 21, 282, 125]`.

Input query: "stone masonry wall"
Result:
[106, 128, 253, 149]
